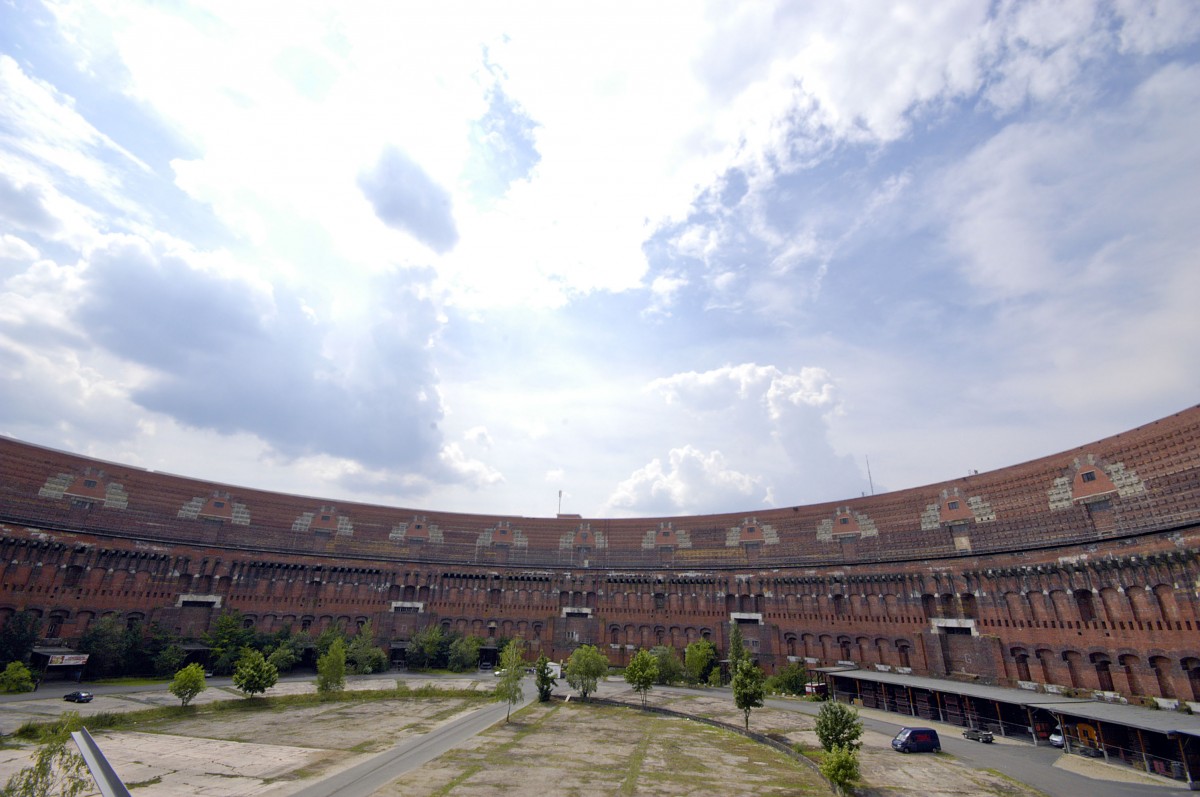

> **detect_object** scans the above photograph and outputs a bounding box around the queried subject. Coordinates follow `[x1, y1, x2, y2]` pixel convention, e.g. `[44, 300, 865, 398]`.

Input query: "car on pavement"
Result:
[962, 727, 994, 743]
[63, 691, 93, 703]
[1048, 728, 1064, 747]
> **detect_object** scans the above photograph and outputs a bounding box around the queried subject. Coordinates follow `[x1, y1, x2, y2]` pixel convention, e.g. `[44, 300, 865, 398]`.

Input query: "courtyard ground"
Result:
[0, 675, 1127, 796]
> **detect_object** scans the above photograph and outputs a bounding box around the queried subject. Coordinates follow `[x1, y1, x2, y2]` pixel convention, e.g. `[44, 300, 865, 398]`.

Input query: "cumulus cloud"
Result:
[607, 445, 759, 515]
[58, 234, 448, 472]
[358, 145, 460, 254]
[603, 363, 866, 515]
[0, 233, 40, 263]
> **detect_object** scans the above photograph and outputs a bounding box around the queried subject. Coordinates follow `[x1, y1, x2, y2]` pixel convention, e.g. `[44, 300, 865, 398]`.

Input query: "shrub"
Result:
[317, 639, 347, 695]
[814, 701, 863, 751]
[0, 661, 35, 693]
[169, 663, 207, 706]
[820, 744, 861, 791]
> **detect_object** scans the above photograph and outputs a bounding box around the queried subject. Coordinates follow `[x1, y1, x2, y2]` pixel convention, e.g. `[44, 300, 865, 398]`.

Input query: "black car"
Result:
[63, 691, 93, 703]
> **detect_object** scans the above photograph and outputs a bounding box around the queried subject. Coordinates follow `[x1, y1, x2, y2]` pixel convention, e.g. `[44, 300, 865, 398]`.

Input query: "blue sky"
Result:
[1, 1, 1198, 518]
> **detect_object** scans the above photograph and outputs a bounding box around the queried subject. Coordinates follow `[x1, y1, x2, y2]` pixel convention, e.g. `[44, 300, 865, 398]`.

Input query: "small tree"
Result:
[650, 646, 684, 685]
[0, 611, 41, 668]
[1, 712, 90, 797]
[314, 624, 348, 658]
[0, 661, 35, 693]
[232, 648, 278, 698]
[814, 701, 863, 751]
[820, 745, 861, 791]
[346, 621, 388, 674]
[495, 640, 525, 722]
[153, 644, 187, 677]
[534, 654, 557, 702]
[765, 661, 807, 696]
[205, 611, 256, 676]
[684, 639, 716, 685]
[727, 622, 747, 671]
[169, 663, 207, 707]
[317, 638, 347, 695]
[267, 644, 299, 673]
[564, 645, 608, 700]
[405, 625, 444, 670]
[448, 635, 483, 673]
[624, 649, 659, 708]
[732, 659, 765, 730]
[77, 615, 130, 678]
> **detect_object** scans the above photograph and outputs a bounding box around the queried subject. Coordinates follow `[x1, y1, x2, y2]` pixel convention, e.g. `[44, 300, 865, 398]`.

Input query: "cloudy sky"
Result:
[2, 1, 1198, 519]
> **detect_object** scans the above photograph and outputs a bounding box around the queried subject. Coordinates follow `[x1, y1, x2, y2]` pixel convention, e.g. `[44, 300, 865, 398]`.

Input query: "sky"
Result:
[1, 1, 1199, 520]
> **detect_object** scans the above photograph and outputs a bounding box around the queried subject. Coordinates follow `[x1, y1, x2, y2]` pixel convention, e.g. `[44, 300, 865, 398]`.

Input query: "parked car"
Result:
[63, 691, 93, 703]
[891, 727, 941, 753]
[1049, 727, 1064, 748]
[963, 727, 994, 743]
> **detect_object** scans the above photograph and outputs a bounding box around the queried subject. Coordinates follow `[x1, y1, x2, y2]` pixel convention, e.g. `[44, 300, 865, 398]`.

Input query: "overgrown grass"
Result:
[10, 684, 492, 741]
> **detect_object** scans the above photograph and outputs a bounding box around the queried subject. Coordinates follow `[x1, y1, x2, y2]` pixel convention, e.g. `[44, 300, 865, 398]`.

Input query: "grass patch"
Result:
[90, 676, 172, 686]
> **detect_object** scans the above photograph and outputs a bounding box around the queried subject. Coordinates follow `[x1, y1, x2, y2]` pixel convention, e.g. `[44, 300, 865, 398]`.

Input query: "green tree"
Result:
[316, 638, 346, 695]
[267, 643, 298, 673]
[447, 635, 483, 673]
[684, 639, 716, 685]
[169, 663, 207, 706]
[534, 654, 556, 702]
[494, 639, 525, 722]
[814, 701, 863, 751]
[154, 644, 187, 677]
[765, 661, 808, 696]
[0, 611, 41, 668]
[232, 648, 278, 698]
[205, 611, 255, 676]
[732, 659, 766, 730]
[819, 745, 861, 791]
[77, 615, 130, 678]
[405, 625, 444, 670]
[650, 646, 684, 685]
[727, 622, 747, 671]
[314, 624, 348, 658]
[0, 661, 35, 693]
[624, 649, 659, 708]
[265, 629, 307, 674]
[0, 713, 90, 797]
[707, 667, 722, 687]
[564, 645, 608, 700]
[346, 621, 388, 674]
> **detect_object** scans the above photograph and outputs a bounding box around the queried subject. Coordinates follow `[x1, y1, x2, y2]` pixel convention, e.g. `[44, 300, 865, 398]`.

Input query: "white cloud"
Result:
[0, 234, 39, 263]
[606, 445, 760, 515]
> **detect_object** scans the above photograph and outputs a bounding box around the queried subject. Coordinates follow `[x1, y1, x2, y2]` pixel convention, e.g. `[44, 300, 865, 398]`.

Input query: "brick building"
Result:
[1, 406, 1198, 705]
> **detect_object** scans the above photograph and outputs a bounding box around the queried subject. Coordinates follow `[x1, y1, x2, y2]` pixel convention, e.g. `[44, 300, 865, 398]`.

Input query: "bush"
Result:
[232, 648, 278, 697]
[814, 701, 863, 751]
[765, 662, 807, 696]
[0, 661, 35, 693]
[169, 663, 207, 706]
[820, 745, 861, 791]
[317, 639, 347, 695]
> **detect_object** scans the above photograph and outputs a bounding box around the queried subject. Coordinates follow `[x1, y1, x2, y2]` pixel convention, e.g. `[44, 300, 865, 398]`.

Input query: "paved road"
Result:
[617, 684, 1194, 797]
[289, 678, 535, 797]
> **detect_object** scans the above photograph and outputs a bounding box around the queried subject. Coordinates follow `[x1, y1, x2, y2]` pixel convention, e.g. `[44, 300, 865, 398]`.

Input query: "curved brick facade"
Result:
[2, 406, 1199, 703]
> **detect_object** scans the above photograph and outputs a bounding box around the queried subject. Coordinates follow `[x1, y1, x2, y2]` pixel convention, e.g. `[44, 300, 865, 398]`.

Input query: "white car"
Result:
[493, 669, 506, 677]
[1048, 729, 1064, 748]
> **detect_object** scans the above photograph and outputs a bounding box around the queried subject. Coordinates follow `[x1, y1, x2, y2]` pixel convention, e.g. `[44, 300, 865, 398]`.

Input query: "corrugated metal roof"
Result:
[823, 668, 1200, 738]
